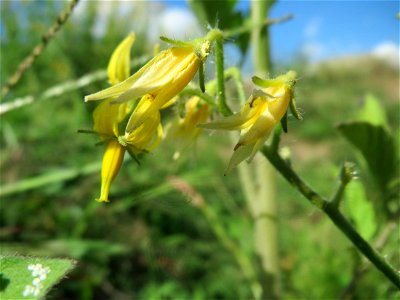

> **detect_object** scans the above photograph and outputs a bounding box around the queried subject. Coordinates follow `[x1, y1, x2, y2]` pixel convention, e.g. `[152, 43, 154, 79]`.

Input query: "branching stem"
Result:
[261, 145, 400, 289]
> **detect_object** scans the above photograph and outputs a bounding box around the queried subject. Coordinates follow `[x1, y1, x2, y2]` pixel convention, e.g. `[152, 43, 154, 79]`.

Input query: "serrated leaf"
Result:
[345, 181, 377, 240]
[0, 256, 76, 300]
[337, 122, 397, 191]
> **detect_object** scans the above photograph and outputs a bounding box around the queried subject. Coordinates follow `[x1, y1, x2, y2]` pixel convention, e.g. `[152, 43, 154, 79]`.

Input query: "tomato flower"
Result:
[200, 71, 297, 174]
[85, 41, 210, 132]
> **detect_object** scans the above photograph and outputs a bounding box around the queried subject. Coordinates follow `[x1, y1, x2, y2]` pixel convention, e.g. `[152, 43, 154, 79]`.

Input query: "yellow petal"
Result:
[160, 95, 179, 110]
[107, 32, 135, 85]
[125, 51, 200, 131]
[85, 51, 169, 102]
[93, 99, 130, 138]
[125, 97, 162, 152]
[224, 143, 255, 175]
[85, 47, 199, 104]
[199, 96, 267, 131]
[264, 85, 291, 121]
[236, 110, 275, 147]
[97, 140, 126, 203]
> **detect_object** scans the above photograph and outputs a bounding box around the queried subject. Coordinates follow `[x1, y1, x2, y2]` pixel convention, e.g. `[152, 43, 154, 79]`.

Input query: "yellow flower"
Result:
[91, 33, 162, 202]
[168, 96, 209, 159]
[200, 71, 297, 174]
[85, 41, 210, 132]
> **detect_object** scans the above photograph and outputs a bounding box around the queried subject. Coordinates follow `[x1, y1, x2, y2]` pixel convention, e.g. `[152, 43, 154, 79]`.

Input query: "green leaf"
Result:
[345, 181, 377, 240]
[356, 93, 388, 128]
[337, 122, 397, 191]
[188, 0, 239, 29]
[0, 256, 76, 300]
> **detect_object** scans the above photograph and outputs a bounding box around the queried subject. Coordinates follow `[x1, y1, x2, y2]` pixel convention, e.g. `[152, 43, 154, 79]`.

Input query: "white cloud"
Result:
[301, 42, 324, 60]
[371, 41, 400, 68]
[157, 8, 201, 41]
[303, 18, 322, 39]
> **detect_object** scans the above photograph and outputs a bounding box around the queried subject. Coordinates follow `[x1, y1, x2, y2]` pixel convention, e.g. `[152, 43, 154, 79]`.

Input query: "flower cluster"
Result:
[22, 263, 51, 297]
[200, 71, 297, 174]
[85, 33, 211, 202]
[84, 31, 298, 202]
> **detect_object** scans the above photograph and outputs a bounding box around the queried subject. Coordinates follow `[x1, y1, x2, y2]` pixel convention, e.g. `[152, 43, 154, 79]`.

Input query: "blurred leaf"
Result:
[0, 256, 75, 300]
[337, 122, 397, 192]
[0, 162, 101, 197]
[42, 239, 128, 259]
[357, 93, 388, 128]
[188, 0, 250, 55]
[188, 0, 239, 28]
[345, 181, 377, 240]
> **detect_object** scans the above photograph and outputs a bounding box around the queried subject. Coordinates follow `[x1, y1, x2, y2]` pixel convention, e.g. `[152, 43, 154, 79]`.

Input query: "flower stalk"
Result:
[214, 35, 232, 116]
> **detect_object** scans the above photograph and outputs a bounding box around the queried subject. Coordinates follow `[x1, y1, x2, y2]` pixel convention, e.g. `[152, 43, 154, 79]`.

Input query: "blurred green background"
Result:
[1, 1, 399, 299]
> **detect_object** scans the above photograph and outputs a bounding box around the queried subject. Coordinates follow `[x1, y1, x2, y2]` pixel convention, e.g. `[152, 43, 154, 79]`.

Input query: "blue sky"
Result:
[164, 0, 399, 64]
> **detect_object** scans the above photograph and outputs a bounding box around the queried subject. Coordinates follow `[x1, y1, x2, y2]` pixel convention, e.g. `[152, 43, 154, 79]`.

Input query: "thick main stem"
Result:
[247, 0, 280, 298]
[251, 0, 274, 76]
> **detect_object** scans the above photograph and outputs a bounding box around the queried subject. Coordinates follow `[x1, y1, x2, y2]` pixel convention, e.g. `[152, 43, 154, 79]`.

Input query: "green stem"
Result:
[261, 145, 400, 289]
[249, 1, 280, 298]
[168, 177, 262, 299]
[1, 0, 80, 98]
[201, 204, 262, 299]
[223, 14, 293, 39]
[179, 88, 216, 106]
[224, 67, 246, 105]
[331, 162, 354, 207]
[251, 0, 275, 76]
[214, 36, 232, 116]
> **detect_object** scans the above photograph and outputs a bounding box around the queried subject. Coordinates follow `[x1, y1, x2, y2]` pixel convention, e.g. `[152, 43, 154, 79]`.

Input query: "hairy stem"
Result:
[214, 36, 232, 116]
[261, 145, 400, 289]
[248, 1, 280, 298]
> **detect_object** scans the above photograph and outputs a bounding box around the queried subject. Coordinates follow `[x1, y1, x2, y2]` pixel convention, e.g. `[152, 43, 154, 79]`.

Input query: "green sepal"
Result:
[199, 61, 205, 93]
[126, 147, 141, 165]
[252, 76, 281, 88]
[289, 92, 302, 120]
[280, 110, 288, 133]
[159, 36, 192, 47]
[77, 129, 98, 135]
[78, 129, 115, 141]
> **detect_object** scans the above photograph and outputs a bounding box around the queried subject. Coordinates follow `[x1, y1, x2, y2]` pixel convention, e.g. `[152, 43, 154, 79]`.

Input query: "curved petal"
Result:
[125, 53, 200, 131]
[93, 99, 129, 137]
[199, 97, 267, 131]
[108, 32, 135, 85]
[224, 143, 255, 175]
[85, 50, 170, 102]
[237, 110, 275, 147]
